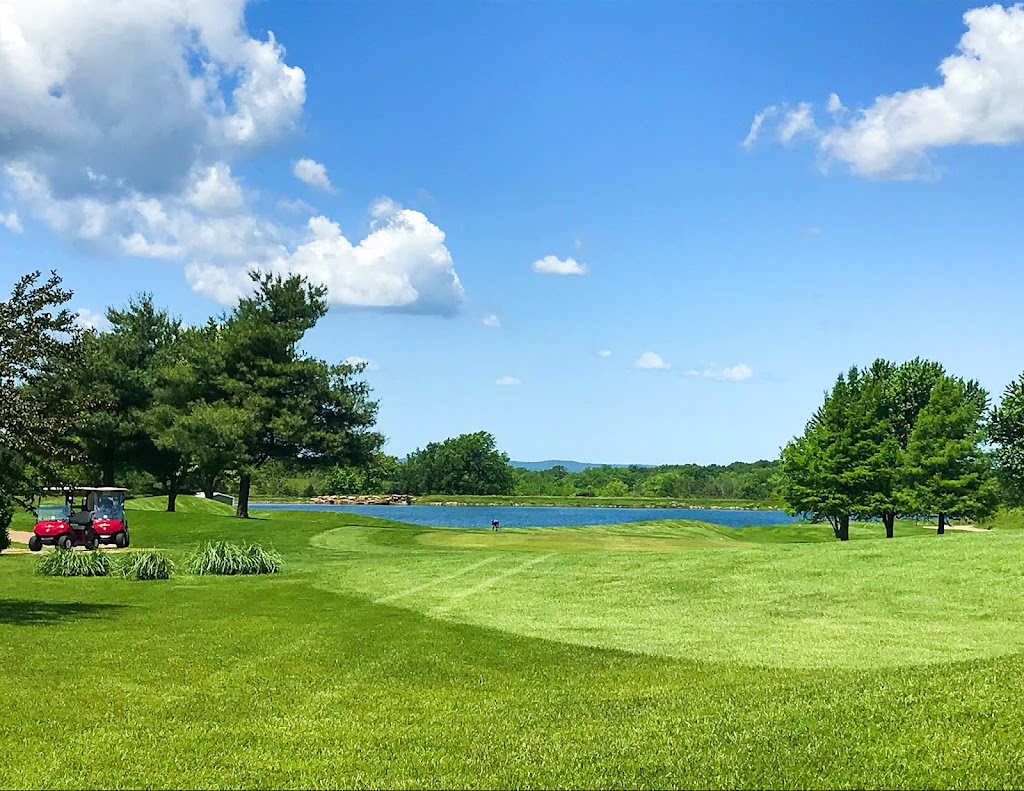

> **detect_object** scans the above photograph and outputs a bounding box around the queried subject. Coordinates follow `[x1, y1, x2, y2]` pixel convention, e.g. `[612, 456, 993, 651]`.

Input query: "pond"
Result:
[251, 503, 800, 529]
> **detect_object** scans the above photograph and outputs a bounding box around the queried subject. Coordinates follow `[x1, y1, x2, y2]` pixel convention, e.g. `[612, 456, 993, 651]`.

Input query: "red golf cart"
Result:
[28, 487, 130, 552]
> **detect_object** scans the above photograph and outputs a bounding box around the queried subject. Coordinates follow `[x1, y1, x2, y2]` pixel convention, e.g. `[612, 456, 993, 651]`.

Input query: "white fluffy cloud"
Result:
[482, 314, 501, 327]
[532, 255, 588, 276]
[0, 0, 305, 198]
[0, 1, 465, 316]
[687, 363, 754, 382]
[188, 164, 246, 215]
[188, 199, 465, 313]
[744, 4, 1024, 178]
[74, 307, 110, 332]
[293, 158, 335, 192]
[342, 356, 379, 371]
[598, 349, 612, 358]
[635, 352, 670, 370]
[0, 211, 22, 233]
[496, 376, 521, 386]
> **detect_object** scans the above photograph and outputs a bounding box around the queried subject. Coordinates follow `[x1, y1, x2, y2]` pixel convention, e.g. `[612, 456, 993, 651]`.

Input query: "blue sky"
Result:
[2, 1, 1024, 464]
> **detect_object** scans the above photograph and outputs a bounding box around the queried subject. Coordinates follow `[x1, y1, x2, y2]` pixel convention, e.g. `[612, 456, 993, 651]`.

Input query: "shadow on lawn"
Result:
[0, 599, 128, 626]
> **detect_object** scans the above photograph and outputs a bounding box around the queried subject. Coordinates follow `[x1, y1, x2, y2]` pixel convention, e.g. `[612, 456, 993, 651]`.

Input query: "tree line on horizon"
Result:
[6, 270, 1024, 546]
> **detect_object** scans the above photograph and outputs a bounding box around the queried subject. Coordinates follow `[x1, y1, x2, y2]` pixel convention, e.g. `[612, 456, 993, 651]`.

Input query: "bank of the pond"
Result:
[250, 503, 799, 529]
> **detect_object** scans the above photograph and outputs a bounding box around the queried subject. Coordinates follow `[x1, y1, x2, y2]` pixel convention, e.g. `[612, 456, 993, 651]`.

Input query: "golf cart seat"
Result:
[70, 510, 92, 526]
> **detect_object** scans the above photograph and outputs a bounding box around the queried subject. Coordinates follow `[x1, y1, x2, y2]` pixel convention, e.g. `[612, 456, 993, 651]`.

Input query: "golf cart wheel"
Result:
[86, 535, 99, 551]
[114, 531, 127, 549]
[58, 535, 73, 550]
[124, 530, 130, 548]
[28, 535, 42, 552]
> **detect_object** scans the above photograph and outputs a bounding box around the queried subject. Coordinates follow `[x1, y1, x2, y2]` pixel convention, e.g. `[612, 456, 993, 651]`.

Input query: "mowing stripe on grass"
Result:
[374, 555, 502, 604]
[433, 553, 556, 612]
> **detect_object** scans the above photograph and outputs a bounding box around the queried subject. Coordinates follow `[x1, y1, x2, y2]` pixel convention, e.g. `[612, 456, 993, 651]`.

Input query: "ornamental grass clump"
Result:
[186, 541, 282, 576]
[35, 548, 111, 577]
[118, 550, 175, 581]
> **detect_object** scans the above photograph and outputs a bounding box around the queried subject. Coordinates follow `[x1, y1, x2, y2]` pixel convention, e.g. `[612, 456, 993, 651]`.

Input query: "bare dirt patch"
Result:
[919, 524, 989, 533]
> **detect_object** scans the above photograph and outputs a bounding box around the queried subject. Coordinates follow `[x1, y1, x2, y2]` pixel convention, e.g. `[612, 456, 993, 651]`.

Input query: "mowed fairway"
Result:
[2, 502, 1024, 789]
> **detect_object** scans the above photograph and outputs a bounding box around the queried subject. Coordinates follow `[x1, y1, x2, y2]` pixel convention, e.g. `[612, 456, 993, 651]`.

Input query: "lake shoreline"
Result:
[286, 494, 782, 511]
[250, 503, 798, 529]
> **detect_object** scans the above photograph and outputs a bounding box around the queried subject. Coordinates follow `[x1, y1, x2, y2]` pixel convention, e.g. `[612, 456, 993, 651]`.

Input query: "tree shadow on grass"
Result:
[0, 599, 128, 626]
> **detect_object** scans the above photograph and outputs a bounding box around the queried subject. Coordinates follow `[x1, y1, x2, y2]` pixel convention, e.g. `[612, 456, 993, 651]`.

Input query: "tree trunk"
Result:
[102, 460, 115, 487]
[883, 512, 895, 539]
[838, 514, 850, 542]
[937, 512, 946, 535]
[167, 474, 179, 513]
[236, 473, 251, 519]
[827, 515, 840, 540]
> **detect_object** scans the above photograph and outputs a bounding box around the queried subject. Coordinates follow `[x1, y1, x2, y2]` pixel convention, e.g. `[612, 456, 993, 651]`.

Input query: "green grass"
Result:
[126, 495, 236, 514]
[2, 507, 1024, 788]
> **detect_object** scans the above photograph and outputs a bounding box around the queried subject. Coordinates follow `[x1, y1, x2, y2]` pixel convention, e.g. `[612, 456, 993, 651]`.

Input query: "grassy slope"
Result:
[125, 496, 237, 514]
[1, 508, 1023, 788]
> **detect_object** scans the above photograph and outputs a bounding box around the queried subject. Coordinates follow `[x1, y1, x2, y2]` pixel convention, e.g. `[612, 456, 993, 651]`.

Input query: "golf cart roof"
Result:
[42, 486, 129, 494]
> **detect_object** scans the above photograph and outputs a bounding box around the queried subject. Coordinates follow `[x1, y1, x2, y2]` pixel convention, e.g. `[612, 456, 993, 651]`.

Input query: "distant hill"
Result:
[510, 460, 647, 472]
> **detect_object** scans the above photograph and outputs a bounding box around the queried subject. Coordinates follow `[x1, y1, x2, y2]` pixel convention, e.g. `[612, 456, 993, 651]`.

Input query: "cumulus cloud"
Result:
[74, 307, 110, 332]
[187, 199, 465, 313]
[342, 355, 379, 371]
[0, 2, 466, 316]
[0, 0, 305, 198]
[482, 314, 501, 327]
[188, 164, 246, 215]
[0, 211, 22, 233]
[277, 197, 316, 214]
[293, 158, 335, 192]
[744, 4, 1024, 179]
[532, 255, 588, 276]
[686, 363, 754, 381]
[635, 352, 670, 370]
[598, 349, 612, 358]
[496, 376, 521, 386]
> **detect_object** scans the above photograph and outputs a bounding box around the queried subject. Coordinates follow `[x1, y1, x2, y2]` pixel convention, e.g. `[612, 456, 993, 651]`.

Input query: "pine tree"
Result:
[902, 377, 998, 533]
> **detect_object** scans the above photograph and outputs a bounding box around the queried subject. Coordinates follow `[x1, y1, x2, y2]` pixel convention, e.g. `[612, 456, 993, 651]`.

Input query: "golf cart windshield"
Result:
[37, 504, 70, 522]
[92, 494, 124, 520]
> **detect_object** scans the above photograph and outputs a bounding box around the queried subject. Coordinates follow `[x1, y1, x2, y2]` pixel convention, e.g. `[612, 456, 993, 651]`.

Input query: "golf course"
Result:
[3, 499, 1024, 789]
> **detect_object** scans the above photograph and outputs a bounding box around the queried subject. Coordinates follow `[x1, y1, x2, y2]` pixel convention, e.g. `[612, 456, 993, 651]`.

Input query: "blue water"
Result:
[250, 503, 799, 529]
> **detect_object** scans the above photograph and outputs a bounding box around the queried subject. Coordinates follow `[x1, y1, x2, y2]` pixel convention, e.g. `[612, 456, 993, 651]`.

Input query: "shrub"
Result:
[185, 541, 282, 576]
[35, 548, 111, 577]
[0, 527, 10, 554]
[118, 550, 175, 581]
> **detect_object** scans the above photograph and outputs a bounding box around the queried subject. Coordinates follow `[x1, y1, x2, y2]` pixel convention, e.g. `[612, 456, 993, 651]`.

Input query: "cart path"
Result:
[6, 530, 131, 553]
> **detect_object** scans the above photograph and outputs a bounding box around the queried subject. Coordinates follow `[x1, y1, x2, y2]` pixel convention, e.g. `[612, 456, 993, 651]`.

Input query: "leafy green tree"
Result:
[596, 480, 630, 497]
[76, 295, 180, 486]
[212, 274, 382, 517]
[902, 377, 998, 533]
[0, 271, 84, 545]
[401, 431, 514, 495]
[779, 368, 893, 540]
[988, 372, 1024, 505]
[142, 323, 251, 510]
